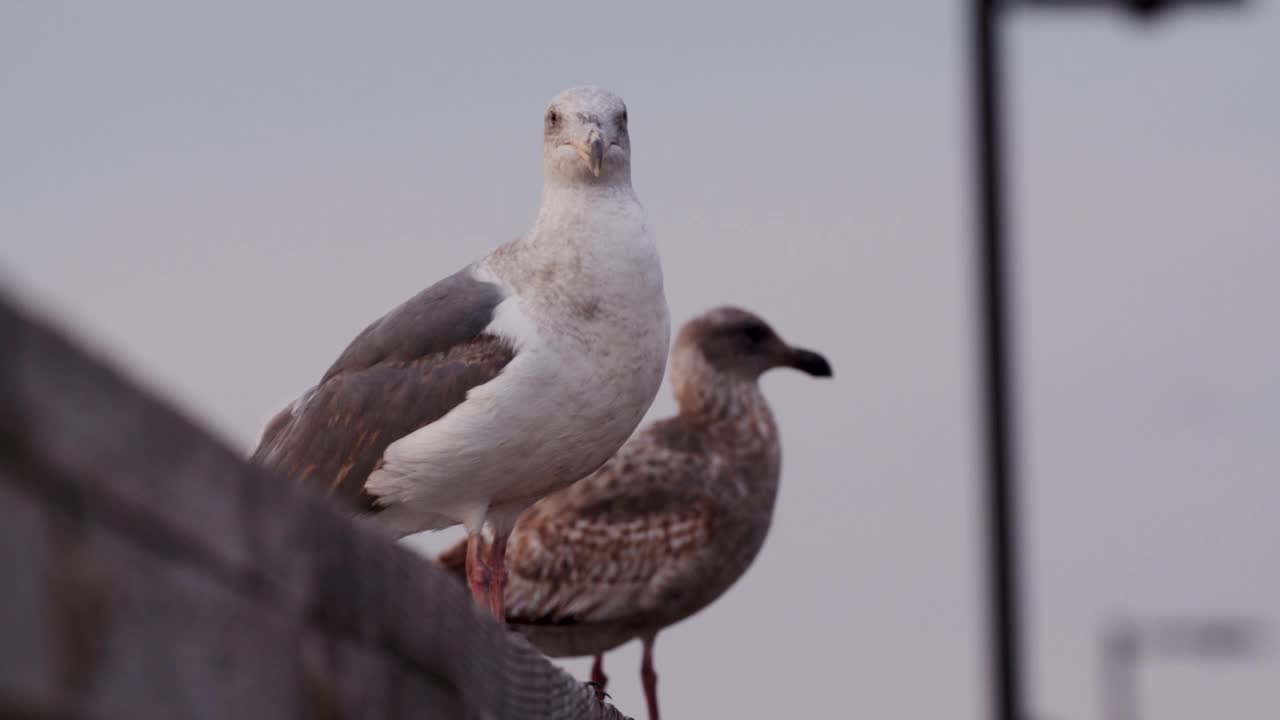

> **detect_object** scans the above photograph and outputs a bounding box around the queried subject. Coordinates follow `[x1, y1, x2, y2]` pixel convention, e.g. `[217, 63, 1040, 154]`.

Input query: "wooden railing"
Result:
[0, 290, 630, 720]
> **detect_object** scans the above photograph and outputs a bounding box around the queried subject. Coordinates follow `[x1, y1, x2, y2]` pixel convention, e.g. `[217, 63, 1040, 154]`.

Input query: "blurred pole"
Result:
[1022, 0, 1245, 16]
[967, 3, 1248, 720]
[968, 2, 1024, 720]
[1101, 620, 1140, 720]
[1100, 617, 1264, 720]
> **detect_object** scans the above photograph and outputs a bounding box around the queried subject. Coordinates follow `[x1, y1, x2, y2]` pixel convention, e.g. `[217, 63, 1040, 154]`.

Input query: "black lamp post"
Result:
[966, 2, 1246, 720]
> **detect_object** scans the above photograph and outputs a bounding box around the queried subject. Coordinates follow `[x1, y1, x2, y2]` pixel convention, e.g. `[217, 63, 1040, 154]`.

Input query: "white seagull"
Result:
[252, 86, 670, 619]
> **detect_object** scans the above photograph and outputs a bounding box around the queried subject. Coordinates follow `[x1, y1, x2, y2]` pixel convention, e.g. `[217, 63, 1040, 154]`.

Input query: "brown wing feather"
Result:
[252, 334, 514, 507]
[496, 422, 724, 626]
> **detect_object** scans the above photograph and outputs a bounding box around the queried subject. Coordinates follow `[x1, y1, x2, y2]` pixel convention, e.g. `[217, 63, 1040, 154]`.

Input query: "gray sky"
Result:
[3, 2, 1277, 718]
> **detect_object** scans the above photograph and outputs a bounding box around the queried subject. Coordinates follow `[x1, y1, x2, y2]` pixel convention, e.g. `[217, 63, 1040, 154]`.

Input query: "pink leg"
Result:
[486, 530, 510, 620]
[641, 634, 659, 720]
[464, 531, 491, 609]
[590, 653, 608, 689]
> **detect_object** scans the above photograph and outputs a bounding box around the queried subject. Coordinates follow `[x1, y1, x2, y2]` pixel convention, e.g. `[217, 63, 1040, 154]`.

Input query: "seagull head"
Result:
[542, 86, 631, 186]
[672, 307, 834, 390]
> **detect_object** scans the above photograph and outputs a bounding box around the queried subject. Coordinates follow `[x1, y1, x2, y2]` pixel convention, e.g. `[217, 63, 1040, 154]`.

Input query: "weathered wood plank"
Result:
[66, 529, 305, 720]
[0, 290, 631, 720]
[0, 474, 62, 719]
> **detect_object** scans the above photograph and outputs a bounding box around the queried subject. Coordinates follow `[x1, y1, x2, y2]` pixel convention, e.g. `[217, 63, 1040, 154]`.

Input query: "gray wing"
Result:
[252, 267, 516, 508]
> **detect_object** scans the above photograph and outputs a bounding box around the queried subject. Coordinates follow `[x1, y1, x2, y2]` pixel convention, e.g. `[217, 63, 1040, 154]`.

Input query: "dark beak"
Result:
[787, 347, 833, 377]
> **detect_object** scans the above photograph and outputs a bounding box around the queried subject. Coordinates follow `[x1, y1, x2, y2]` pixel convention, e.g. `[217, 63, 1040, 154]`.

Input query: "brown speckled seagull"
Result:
[439, 307, 831, 719]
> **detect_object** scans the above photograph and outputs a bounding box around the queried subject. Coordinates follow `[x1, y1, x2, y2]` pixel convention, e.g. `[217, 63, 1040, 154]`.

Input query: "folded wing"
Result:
[499, 424, 724, 626]
[252, 268, 515, 507]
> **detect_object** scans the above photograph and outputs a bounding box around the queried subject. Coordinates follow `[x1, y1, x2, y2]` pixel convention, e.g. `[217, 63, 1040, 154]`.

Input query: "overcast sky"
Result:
[3, 2, 1277, 718]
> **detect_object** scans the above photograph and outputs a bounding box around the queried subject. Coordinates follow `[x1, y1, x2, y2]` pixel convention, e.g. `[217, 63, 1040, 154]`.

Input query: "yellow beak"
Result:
[572, 127, 605, 177]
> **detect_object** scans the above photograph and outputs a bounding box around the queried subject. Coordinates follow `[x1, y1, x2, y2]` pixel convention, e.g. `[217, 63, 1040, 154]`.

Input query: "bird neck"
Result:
[481, 177, 661, 340]
[533, 180, 637, 229]
[674, 370, 782, 523]
[674, 372, 774, 435]
[511, 180, 655, 303]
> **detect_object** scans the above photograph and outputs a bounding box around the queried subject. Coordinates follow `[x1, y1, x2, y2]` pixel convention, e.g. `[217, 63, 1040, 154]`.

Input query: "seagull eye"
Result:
[742, 324, 769, 344]
[546, 110, 560, 129]
[618, 109, 627, 128]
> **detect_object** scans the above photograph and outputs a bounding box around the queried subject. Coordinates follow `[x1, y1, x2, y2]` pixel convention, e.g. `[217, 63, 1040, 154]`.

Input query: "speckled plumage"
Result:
[439, 307, 832, 667]
[502, 392, 780, 657]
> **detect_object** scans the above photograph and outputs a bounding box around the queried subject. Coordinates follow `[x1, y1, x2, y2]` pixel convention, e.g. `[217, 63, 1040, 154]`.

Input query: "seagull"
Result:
[253, 87, 670, 620]
[438, 307, 832, 719]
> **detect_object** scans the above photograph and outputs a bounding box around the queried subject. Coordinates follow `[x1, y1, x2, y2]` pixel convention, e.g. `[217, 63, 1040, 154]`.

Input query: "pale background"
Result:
[2, 2, 1277, 718]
